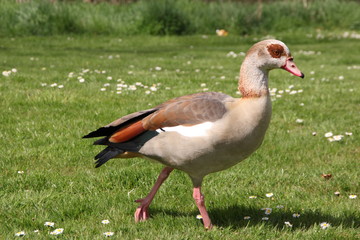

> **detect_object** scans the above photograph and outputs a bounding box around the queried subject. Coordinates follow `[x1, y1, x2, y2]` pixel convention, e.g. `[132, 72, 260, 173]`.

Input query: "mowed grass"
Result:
[0, 34, 359, 239]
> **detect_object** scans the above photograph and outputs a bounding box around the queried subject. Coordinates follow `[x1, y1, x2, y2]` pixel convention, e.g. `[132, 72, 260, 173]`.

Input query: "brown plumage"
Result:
[83, 39, 304, 229]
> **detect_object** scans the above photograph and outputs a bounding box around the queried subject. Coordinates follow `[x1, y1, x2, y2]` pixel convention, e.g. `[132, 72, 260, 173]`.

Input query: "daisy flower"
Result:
[50, 228, 64, 235]
[243, 216, 251, 220]
[345, 132, 353, 136]
[103, 232, 114, 237]
[295, 119, 304, 123]
[349, 194, 357, 199]
[262, 217, 269, 221]
[333, 135, 344, 141]
[128, 85, 137, 91]
[264, 208, 272, 215]
[15, 231, 25, 237]
[265, 192, 274, 198]
[44, 222, 55, 227]
[276, 205, 284, 209]
[334, 191, 340, 196]
[2, 70, 11, 77]
[292, 213, 301, 218]
[284, 221, 293, 227]
[196, 214, 203, 220]
[249, 195, 257, 199]
[320, 222, 330, 229]
[324, 132, 333, 138]
[102, 219, 110, 224]
[17, 171, 24, 174]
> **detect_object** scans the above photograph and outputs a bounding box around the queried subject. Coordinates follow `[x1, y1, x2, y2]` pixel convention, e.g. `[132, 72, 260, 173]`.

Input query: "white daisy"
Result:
[264, 208, 272, 215]
[333, 135, 344, 141]
[2, 71, 11, 77]
[284, 221, 293, 227]
[243, 216, 251, 220]
[103, 232, 114, 237]
[128, 85, 137, 91]
[295, 119, 304, 123]
[265, 193, 274, 198]
[196, 214, 203, 219]
[44, 222, 55, 227]
[320, 222, 330, 229]
[349, 194, 357, 199]
[15, 231, 25, 237]
[50, 228, 64, 235]
[292, 213, 301, 218]
[102, 219, 110, 224]
[324, 132, 333, 138]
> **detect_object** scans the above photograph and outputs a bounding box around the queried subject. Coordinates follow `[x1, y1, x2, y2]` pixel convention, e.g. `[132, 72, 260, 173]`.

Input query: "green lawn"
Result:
[0, 34, 359, 239]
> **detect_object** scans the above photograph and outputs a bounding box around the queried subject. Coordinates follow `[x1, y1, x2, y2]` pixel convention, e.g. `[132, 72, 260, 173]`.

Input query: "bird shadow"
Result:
[151, 204, 359, 230]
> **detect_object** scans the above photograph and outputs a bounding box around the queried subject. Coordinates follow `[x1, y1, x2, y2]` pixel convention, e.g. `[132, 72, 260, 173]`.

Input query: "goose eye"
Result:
[267, 44, 284, 58]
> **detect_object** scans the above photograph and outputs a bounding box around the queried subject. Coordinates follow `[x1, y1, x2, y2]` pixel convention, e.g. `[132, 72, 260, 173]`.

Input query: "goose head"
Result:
[239, 40, 304, 97]
[246, 39, 304, 78]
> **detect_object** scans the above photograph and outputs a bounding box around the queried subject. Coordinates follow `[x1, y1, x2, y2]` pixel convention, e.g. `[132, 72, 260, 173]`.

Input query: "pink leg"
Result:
[193, 187, 213, 229]
[134, 166, 174, 222]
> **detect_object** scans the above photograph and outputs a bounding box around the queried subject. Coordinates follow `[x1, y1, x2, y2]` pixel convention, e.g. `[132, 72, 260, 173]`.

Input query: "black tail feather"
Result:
[93, 137, 108, 145]
[94, 147, 124, 168]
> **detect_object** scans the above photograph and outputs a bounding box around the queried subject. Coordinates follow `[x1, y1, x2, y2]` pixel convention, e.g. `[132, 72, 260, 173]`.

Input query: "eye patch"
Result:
[267, 44, 285, 58]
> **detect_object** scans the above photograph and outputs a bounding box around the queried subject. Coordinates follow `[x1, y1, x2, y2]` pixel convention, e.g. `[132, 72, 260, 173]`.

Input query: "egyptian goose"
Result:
[83, 39, 304, 229]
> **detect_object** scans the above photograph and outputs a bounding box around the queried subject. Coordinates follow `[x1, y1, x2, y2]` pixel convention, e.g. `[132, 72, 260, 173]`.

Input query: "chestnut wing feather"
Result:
[143, 92, 231, 130]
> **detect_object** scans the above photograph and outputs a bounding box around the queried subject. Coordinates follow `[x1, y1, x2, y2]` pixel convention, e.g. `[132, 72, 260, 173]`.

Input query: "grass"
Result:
[0, 0, 359, 36]
[0, 33, 359, 239]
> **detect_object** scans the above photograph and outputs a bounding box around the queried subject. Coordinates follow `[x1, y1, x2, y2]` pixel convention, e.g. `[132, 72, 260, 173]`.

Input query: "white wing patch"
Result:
[157, 122, 214, 137]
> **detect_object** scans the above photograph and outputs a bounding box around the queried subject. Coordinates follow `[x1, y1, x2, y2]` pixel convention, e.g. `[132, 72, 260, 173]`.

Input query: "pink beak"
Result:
[282, 57, 304, 78]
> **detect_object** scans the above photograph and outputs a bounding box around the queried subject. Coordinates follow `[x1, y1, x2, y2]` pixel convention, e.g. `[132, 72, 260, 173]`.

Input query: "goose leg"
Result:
[134, 166, 174, 222]
[193, 186, 213, 229]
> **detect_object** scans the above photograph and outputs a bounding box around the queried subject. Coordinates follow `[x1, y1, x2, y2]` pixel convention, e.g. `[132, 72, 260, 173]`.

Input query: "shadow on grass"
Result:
[151, 204, 359, 229]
